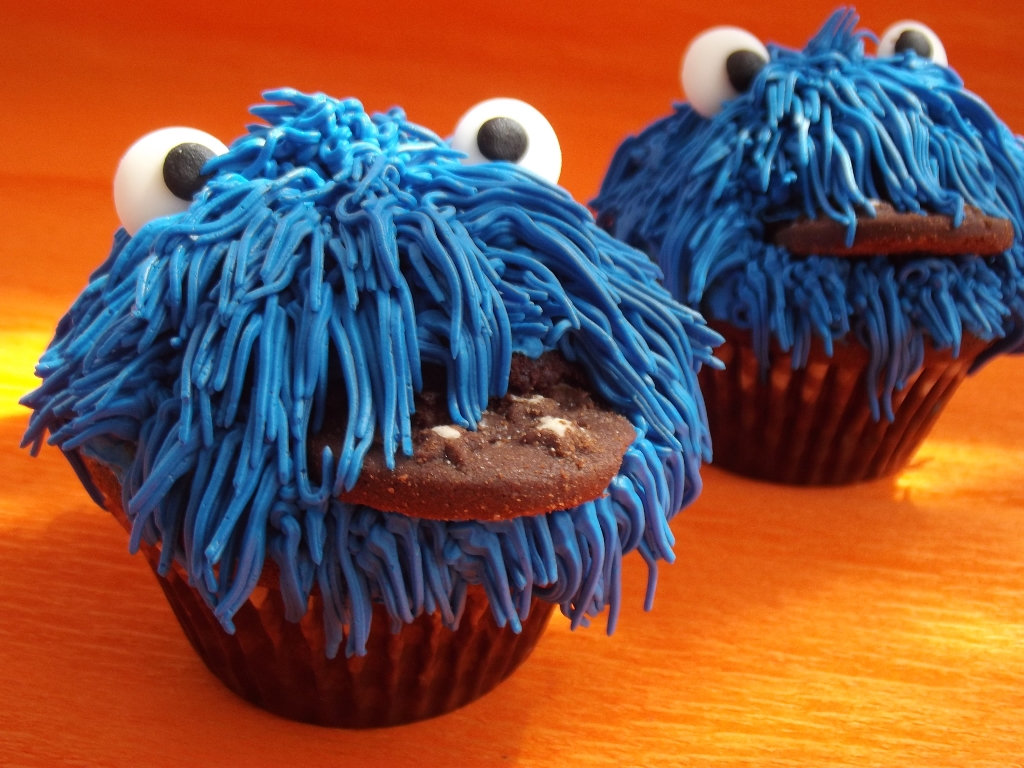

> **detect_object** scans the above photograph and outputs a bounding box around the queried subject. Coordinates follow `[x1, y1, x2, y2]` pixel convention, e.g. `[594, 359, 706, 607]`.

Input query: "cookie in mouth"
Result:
[772, 201, 1013, 258]
[309, 352, 637, 521]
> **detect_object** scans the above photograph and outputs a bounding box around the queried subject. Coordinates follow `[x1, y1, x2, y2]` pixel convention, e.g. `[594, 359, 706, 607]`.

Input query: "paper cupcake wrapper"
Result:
[699, 324, 988, 485]
[81, 455, 554, 728]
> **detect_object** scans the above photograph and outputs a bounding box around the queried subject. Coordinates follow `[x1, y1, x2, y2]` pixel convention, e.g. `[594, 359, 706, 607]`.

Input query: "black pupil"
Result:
[476, 117, 529, 163]
[726, 49, 767, 93]
[894, 29, 932, 59]
[163, 142, 215, 201]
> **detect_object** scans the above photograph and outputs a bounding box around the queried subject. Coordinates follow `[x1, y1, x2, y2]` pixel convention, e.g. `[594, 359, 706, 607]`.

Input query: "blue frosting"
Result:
[593, 9, 1024, 421]
[22, 89, 722, 658]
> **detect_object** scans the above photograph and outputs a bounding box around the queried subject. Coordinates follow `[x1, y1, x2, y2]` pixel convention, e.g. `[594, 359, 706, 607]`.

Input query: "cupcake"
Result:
[21, 90, 721, 726]
[593, 10, 1024, 485]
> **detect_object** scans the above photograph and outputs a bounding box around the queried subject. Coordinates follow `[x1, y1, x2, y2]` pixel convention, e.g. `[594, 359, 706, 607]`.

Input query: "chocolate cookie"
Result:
[309, 353, 637, 521]
[774, 201, 1013, 257]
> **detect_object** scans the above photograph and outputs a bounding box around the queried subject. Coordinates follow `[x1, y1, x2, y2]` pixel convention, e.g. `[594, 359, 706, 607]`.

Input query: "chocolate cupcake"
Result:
[593, 10, 1024, 485]
[21, 90, 721, 726]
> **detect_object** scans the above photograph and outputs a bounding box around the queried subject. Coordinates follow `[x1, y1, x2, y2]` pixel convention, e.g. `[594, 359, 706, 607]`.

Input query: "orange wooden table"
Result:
[2, 0, 1024, 764]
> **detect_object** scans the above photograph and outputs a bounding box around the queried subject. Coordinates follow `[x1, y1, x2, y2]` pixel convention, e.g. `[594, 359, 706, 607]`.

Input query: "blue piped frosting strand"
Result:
[22, 89, 721, 658]
[594, 8, 1024, 421]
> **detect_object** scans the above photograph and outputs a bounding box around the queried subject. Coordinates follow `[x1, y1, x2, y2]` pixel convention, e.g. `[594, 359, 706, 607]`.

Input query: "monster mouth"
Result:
[307, 352, 638, 522]
[772, 201, 1014, 258]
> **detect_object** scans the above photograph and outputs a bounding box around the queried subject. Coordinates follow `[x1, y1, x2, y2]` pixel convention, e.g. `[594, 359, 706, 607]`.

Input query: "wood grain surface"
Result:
[2, 0, 1024, 765]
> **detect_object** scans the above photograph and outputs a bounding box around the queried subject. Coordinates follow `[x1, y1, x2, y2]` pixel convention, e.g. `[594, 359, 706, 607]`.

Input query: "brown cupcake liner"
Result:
[80, 455, 554, 727]
[699, 323, 989, 485]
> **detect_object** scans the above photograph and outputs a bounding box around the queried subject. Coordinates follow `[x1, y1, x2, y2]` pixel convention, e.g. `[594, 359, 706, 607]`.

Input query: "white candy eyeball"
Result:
[113, 127, 228, 236]
[877, 20, 947, 67]
[449, 98, 562, 185]
[681, 27, 769, 119]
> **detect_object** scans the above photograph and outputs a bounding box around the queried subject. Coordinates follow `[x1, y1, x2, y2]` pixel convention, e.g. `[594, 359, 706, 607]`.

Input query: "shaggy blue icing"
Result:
[22, 89, 721, 658]
[593, 9, 1024, 421]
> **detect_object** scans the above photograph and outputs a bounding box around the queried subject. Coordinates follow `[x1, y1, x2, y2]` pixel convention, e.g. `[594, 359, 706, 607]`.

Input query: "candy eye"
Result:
[113, 127, 228, 236]
[449, 98, 562, 184]
[681, 27, 769, 119]
[877, 20, 947, 67]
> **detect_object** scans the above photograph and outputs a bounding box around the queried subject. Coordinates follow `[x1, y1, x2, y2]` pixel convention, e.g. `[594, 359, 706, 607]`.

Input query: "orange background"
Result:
[2, 0, 1024, 765]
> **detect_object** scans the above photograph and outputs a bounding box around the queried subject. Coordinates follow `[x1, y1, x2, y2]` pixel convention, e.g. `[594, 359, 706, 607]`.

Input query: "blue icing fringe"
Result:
[593, 8, 1024, 421]
[21, 89, 722, 658]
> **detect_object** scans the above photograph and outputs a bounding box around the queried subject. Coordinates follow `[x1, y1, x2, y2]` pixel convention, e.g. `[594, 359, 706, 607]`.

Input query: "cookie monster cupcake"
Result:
[21, 90, 721, 726]
[593, 9, 1024, 485]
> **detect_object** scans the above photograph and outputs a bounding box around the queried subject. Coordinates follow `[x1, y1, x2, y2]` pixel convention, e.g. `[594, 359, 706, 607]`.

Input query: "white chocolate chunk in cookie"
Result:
[537, 416, 573, 437]
[432, 425, 462, 440]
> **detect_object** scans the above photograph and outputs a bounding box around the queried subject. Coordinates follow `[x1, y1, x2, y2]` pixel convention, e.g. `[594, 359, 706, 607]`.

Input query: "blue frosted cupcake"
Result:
[22, 90, 721, 725]
[593, 10, 1024, 484]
